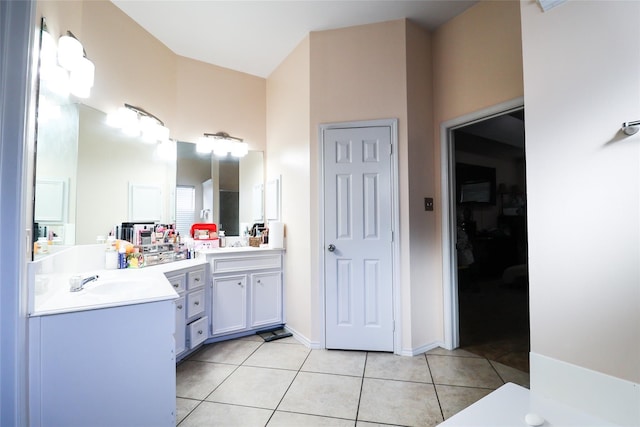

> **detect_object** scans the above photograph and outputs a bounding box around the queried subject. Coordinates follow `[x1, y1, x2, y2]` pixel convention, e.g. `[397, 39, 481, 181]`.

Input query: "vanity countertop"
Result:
[30, 256, 207, 317]
[29, 245, 283, 317]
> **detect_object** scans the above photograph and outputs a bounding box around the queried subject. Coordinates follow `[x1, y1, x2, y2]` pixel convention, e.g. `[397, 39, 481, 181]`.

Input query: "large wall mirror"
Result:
[34, 102, 177, 247]
[34, 103, 264, 249]
[32, 19, 265, 257]
[33, 101, 264, 254]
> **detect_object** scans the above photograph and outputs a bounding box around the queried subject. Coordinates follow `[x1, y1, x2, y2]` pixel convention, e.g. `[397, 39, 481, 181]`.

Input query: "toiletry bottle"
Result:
[118, 244, 127, 269]
[37, 237, 49, 254]
[219, 230, 225, 248]
[105, 236, 118, 270]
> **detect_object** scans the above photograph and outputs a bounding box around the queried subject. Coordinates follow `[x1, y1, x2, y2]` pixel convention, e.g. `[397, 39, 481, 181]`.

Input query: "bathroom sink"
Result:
[83, 277, 157, 296]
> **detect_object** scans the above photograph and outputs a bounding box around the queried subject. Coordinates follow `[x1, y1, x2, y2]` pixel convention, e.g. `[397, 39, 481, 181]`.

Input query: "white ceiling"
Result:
[110, 0, 478, 78]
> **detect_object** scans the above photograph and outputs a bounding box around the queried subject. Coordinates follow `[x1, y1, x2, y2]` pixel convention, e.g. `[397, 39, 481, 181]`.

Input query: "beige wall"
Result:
[432, 0, 524, 125]
[37, 1, 266, 148]
[521, 0, 640, 384]
[80, 1, 177, 127]
[266, 37, 312, 339]
[174, 56, 266, 147]
[405, 21, 438, 348]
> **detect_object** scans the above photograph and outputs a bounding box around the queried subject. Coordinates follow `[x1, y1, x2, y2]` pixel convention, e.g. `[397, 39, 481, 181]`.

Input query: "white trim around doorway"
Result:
[440, 97, 525, 350]
[318, 119, 401, 354]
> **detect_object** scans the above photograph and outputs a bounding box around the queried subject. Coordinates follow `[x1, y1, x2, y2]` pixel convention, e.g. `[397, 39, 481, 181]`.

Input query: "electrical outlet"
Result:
[424, 197, 434, 211]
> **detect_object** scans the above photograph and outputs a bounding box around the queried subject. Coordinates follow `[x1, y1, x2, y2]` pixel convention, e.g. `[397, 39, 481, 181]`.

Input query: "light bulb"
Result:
[139, 116, 158, 143]
[213, 139, 231, 157]
[58, 34, 83, 71]
[230, 142, 248, 158]
[196, 138, 213, 154]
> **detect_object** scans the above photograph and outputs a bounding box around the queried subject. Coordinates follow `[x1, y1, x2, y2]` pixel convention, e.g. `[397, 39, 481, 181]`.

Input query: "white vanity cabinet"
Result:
[208, 249, 284, 338]
[166, 265, 208, 359]
[29, 300, 176, 427]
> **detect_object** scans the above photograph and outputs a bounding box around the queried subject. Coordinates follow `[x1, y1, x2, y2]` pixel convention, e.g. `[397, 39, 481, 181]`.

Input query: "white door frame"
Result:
[318, 119, 401, 354]
[441, 97, 524, 350]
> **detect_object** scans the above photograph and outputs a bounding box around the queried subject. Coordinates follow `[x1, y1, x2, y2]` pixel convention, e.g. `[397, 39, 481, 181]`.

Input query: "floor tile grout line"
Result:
[487, 357, 509, 386]
[176, 398, 204, 426]
[353, 351, 368, 425]
[200, 363, 241, 402]
[431, 382, 503, 391]
[274, 409, 360, 424]
[425, 352, 446, 423]
[263, 344, 313, 426]
[361, 375, 436, 385]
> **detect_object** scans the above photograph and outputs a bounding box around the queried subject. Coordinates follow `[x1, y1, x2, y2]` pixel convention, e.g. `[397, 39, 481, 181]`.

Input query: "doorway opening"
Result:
[444, 104, 529, 373]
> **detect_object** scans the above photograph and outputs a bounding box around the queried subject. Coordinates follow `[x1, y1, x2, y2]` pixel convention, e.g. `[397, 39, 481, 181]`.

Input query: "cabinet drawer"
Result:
[166, 273, 186, 293]
[187, 268, 205, 290]
[211, 254, 281, 274]
[186, 289, 205, 319]
[187, 316, 208, 349]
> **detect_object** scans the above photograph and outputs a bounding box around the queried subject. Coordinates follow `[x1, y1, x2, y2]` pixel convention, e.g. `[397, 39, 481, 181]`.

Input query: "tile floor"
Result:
[176, 335, 530, 427]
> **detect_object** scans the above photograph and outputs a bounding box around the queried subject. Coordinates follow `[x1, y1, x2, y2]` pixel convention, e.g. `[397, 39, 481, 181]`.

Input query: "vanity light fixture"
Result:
[56, 31, 94, 99]
[107, 103, 171, 144]
[197, 132, 248, 158]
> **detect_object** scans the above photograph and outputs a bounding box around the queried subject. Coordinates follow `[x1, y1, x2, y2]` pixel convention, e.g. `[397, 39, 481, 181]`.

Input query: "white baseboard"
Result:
[283, 325, 322, 349]
[530, 352, 640, 427]
[400, 341, 445, 357]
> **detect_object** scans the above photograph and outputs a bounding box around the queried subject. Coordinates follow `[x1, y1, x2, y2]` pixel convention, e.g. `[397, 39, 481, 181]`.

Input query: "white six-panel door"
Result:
[323, 125, 394, 351]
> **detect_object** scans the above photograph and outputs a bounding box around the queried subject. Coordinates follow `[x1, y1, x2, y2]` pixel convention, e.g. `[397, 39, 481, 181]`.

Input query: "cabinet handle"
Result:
[194, 277, 200, 282]
[237, 282, 242, 286]
[173, 283, 179, 288]
[257, 279, 261, 284]
[198, 330, 203, 335]
[194, 301, 200, 306]
[177, 304, 183, 309]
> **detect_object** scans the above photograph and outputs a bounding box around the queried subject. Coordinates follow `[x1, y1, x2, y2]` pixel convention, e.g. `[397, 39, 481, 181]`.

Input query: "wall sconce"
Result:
[56, 31, 94, 98]
[197, 132, 248, 157]
[107, 103, 171, 144]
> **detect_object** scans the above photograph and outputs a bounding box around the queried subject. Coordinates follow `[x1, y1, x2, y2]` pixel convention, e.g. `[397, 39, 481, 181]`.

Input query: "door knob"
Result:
[328, 244, 336, 252]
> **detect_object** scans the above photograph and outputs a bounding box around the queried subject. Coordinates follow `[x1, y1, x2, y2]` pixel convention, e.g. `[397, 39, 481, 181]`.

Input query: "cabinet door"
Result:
[250, 272, 282, 328]
[212, 275, 247, 335]
[175, 296, 186, 356]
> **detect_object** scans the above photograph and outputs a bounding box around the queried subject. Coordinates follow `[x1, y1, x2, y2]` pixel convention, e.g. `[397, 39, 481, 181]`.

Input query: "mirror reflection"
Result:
[176, 142, 264, 237]
[34, 102, 264, 255]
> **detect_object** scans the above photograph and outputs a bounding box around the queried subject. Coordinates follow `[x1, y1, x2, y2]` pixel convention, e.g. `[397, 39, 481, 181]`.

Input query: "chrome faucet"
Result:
[69, 274, 99, 292]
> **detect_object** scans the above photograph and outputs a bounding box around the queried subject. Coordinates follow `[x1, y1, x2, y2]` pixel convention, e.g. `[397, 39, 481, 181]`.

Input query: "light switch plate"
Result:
[424, 197, 434, 211]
